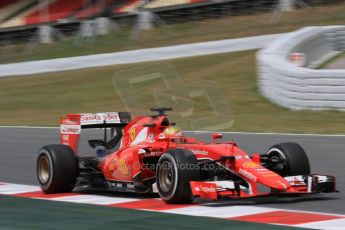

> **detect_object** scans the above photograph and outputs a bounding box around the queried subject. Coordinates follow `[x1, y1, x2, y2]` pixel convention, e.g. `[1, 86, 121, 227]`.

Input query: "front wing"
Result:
[190, 174, 336, 200]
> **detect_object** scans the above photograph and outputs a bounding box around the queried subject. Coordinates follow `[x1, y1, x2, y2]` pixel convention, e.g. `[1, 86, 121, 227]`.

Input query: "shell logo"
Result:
[109, 160, 116, 176]
[243, 161, 260, 169]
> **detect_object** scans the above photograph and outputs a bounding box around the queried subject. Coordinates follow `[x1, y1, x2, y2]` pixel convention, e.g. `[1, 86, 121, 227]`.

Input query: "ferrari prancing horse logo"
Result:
[130, 128, 136, 141]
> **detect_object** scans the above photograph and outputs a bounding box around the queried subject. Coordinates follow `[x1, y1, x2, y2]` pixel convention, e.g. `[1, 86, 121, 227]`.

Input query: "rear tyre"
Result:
[37, 144, 78, 193]
[156, 148, 200, 204]
[267, 142, 310, 177]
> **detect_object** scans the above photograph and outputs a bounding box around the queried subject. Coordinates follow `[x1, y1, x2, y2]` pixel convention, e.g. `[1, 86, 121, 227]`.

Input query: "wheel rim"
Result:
[268, 149, 288, 176]
[159, 161, 175, 193]
[38, 155, 50, 184]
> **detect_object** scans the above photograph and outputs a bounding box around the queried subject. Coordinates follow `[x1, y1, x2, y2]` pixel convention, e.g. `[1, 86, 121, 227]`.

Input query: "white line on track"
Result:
[1, 182, 344, 218]
[0, 183, 40, 194]
[50, 195, 138, 205]
[296, 218, 345, 230]
[1, 126, 345, 137]
[164, 205, 276, 218]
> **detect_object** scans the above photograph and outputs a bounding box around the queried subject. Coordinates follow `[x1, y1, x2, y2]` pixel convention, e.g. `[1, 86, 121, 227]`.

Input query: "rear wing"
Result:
[60, 112, 131, 154]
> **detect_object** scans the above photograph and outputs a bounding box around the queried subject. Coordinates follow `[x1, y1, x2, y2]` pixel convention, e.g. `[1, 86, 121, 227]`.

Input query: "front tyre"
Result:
[156, 149, 200, 204]
[37, 144, 78, 193]
[267, 142, 310, 177]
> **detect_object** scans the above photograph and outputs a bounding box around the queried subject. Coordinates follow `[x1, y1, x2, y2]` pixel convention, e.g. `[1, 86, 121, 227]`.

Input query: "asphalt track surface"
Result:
[0, 127, 344, 215]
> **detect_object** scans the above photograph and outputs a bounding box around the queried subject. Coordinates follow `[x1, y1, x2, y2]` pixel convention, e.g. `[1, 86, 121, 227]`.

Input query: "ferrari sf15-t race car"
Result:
[37, 107, 337, 203]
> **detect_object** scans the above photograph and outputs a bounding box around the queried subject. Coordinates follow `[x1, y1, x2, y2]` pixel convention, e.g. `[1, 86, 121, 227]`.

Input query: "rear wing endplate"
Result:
[60, 112, 131, 154]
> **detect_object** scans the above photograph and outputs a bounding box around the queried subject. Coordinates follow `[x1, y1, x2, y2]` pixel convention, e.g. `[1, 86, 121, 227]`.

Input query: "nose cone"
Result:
[258, 173, 291, 191]
[237, 160, 292, 192]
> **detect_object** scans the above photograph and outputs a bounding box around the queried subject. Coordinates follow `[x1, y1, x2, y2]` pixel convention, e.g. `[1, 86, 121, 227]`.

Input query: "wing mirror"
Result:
[212, 133, 223, 143]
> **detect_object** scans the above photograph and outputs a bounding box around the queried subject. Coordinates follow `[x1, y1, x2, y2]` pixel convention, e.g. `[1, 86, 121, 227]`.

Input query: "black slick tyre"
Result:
[37, 144, 78, 193]
[156, 148, 200, 204]
[267, 142, 310, 177]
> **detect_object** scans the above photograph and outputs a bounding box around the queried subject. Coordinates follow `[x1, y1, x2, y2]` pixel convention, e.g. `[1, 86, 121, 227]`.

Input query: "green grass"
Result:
[0, 195, 310, 230]
[318, 51, 345, 69]
[0, 3, 344, 64]
[1, 50, 345, 134]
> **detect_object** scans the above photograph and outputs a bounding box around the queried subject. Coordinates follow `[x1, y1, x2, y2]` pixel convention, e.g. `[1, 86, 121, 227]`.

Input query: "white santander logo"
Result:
[196, 185, 216, 193]
[239, 169, 257, 182]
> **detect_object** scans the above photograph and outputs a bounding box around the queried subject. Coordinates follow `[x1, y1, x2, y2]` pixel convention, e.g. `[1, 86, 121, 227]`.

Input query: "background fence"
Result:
[0, 0, 343, 64]
[257, 26, 345, 111]
[0, 0, 340, 40]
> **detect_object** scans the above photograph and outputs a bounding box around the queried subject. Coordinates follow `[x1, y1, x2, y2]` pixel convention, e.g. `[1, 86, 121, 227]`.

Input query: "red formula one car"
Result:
[37, 107, 336, 203]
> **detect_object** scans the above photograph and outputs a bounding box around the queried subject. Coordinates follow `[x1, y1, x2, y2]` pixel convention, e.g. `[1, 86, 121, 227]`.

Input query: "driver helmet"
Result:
[162, 126, 183, 138]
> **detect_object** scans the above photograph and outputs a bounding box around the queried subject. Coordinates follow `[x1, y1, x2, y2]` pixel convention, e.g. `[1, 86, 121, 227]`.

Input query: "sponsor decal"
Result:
[131, 127, 148, 146]
[191, 149, 209, 156]
[106, 182, 134, 190]
[239, 169, 257, 182]
[107, 181, 115, 187]
[61, 119, 79, 125]
[107, 181, 123, 188]
[109, 160, 116, 176]
[60, 125, 81, 134]
[191, 182, 217, 199]
[243, 161, 260, 169]
[142, 150, 161, 157]
[285, 176, 306, 185]
[194, 185, 216, 193]
[80, 113, 102, 124]
[101, 112, 120, 123]
[62, 135, 69, 141]
[138, 148, 160, 157]
[126, 183, 134, 189]
[118, 158, 130, 176]
[213, 181, 235, 189]
[109, 158, 130, 176]
[80, 112, 120, 125]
